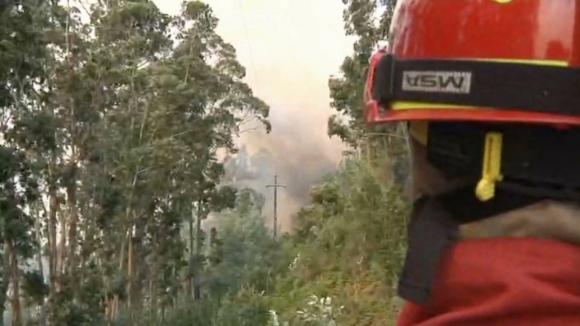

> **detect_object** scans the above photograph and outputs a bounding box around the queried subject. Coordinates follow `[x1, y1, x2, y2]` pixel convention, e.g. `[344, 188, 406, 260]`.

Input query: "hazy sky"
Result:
[152, 0, 353, 228]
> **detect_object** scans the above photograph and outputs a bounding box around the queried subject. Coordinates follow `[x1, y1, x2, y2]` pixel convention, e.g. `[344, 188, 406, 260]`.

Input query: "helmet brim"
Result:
[367, 107, 580, 127]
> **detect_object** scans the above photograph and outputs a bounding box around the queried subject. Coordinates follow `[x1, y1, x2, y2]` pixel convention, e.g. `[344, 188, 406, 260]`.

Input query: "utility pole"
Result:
[266, 175, 285, 238]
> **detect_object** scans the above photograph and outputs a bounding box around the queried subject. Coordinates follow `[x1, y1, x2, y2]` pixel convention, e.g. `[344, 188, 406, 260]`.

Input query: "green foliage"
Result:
[259, 2, 410, 323]
[267, 159, 408, 326]
[117, 287, 270, 326]
[21, 271, 48, 307]
[328, 0, 399, 147]
[207, 210, 281, 297]
[1, 0, 273, 324]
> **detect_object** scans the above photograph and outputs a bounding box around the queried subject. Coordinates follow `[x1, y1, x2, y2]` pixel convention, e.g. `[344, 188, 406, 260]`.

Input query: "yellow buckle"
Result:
[475, 132, 503, 201]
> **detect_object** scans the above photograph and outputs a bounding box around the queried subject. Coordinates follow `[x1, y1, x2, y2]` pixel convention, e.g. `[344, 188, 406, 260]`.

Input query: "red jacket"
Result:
[397, 238, 580, 326]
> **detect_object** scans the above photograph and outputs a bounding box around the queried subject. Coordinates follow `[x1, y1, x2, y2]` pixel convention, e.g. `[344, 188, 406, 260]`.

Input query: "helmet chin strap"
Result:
[399, 184, 556, 304]
[421, 122, 580, 198]
[400, 121, 580, 304]
[410, 121, 505, 201]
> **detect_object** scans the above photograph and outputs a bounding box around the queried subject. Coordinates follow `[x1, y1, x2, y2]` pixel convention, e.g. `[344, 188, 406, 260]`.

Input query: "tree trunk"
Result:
[112, 227, 130, 320]
[193, 202, 203, 301]
[149, 232, 158, 322]
[0, 240, 12, 326]
[57, 210, 67, 277]
[7, 240, 22, 326]
[66, 161, 78, 275]
[47, 152, 59, 291]
[34, 204, 47, 326]
[126, 226, 133, 317]
[148, 271, 156, 322]
[187, 204, 194, 298]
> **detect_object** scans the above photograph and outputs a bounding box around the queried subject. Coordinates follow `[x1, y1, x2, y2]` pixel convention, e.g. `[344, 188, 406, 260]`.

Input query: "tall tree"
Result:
[328, 0, 398, 146]
[0, 0, 56, 324]
[0, 0, 270, 324]
[328, 0, 407, 187]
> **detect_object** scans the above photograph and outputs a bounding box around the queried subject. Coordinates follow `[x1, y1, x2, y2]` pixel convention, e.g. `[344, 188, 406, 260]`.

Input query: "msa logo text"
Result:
[402, 71, 472, 94]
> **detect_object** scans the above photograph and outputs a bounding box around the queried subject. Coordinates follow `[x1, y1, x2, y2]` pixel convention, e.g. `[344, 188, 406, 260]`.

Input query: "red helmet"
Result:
[364, 0, 580, 127]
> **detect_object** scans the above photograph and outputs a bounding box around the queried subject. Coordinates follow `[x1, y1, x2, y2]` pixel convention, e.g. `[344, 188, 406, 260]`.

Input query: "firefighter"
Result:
[364, 0, 580, 325]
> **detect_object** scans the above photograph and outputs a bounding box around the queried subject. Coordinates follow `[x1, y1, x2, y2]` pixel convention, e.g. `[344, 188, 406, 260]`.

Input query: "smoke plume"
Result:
[215, 0, 353, 231]
[155, 0, 354, 231]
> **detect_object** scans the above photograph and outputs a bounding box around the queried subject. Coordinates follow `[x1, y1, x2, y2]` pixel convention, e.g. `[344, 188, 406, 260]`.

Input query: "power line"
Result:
[266, 175, 285, 239]
[236, 0, 259, 88]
